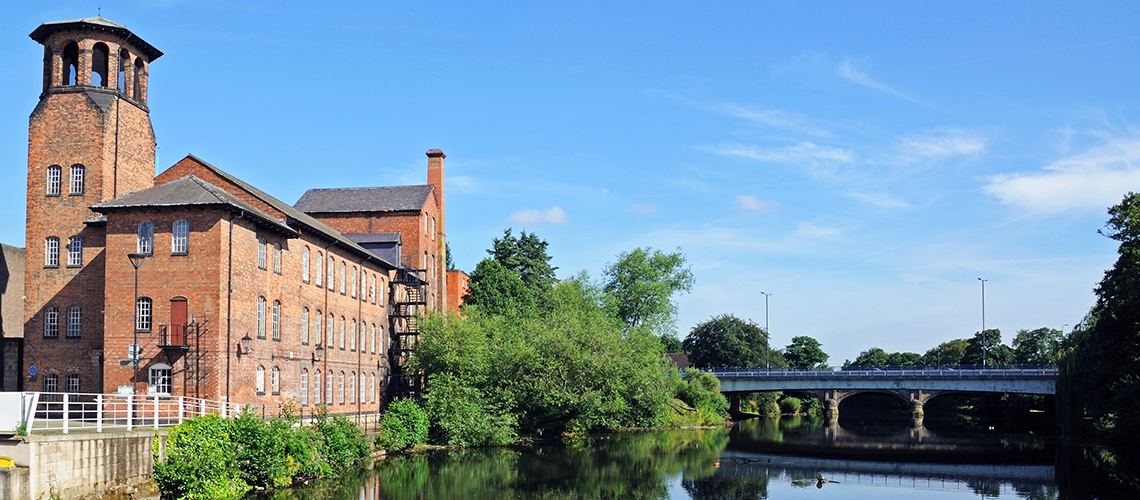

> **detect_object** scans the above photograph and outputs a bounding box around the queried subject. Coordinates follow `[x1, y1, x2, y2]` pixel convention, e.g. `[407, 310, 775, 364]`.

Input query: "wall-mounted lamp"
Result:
[238, 334, 253, 356]
[313, 344, 324, 363]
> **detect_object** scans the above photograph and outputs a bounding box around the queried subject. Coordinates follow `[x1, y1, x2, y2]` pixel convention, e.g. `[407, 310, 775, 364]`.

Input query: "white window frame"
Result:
[44, 374, 58, 392]
[256, 366, 265, 394]
[172, 220, 189, 254]
[315, 251, 323, 287]
[43, 308, 59, 337]
[273, 243, 282, 275]
[46, 165, 61, 196]
[137, 221, 154, 255]
[66, 306, 81, 337]
[302, 246, 310, 283]
[314, 370, 321, 405]
[271, 366, 280, 395]
[257, 297, 266, 339]
[301, 369, 309, 406]
[67, 236, 82, 267]
[338, 372, 345, 404]
[315, 311, 322, 346]
[149, 364, 172, 395]
[66, 373, 81, 393]
[45, 237, 59, 267]
[136, 298, 152, 332]
[257, 237, 267, 270]
[327, 257, 334, 290]
[326, 370, 333, 403]
[301, 307, 310, 345]
[69, 164, 84, 195]
[272, 300, 281, 341]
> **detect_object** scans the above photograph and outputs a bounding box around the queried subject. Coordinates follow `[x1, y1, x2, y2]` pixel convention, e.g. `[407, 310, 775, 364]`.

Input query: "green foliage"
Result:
[484, 228, 558, 310]
[464, 258, 534, 317]
[844, 347, 922, 367]
[445, 241, 455, 271]
[962, 329, 1013, 365]
[683, 314, 784, 369]
[313, 410, 371, 471]
[778, 396, 803, 415]
[376, 398, 430, 452]
[922, 339, 968, 365]
[153, 414, 250, 500]
[233, 409, 294, 488]
[668, 369, 729, 425]
[425, 373, 518, 446]
[601, 247, 694, 337]
[1012, 327, 1065, 364]
[660, 333, 683, 352]
[783, 336, 828, 367]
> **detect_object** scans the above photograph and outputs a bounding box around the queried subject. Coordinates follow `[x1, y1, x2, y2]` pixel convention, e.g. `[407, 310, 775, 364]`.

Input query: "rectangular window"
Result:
[70, 165, 85, 195]
[137, 221, 154, 255]
[303, 246, 310, 283]
[273, 244, 282, 275]
[67, 236, 82, 267]
[43, 308, 59, 337]
[272, 301, 281, 341]
[301, 308, 310, 345]
[172, 220, 189, 254]
[257, 237, 267, 270]
[257, 297, 266, 339]
[150, 368, 172, 395]
[44, 374, 58, 392]
[66, 373, 80, 393]
[66, 307, 81, 337]
[136, 298, 152, 332]
[46, 166, 61, 196]
[45, 237, 59, 267]
[301, 370, 309, 406]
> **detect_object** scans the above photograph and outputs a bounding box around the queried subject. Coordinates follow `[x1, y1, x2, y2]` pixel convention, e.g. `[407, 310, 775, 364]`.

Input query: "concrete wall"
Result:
[0, 245, 25, 392]
[0, 431, 163, 500]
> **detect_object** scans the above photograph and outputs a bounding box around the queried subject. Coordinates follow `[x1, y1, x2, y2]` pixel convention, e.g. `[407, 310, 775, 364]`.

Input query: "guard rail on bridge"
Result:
[707, 365, 1058, 380]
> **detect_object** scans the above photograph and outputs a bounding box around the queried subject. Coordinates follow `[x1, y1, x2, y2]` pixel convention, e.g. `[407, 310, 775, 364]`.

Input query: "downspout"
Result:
[113, 98, 119, 197]
[357, 258, 365, 424]
[323, 243, 331, 408]
[225, 210, 244, 404]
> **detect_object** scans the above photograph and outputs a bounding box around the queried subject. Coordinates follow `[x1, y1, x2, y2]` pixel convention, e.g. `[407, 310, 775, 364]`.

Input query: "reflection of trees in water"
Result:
[1056, 445, 1140, 500]
[682, 474, 768, 500]
[1012, 482, 1058, 500]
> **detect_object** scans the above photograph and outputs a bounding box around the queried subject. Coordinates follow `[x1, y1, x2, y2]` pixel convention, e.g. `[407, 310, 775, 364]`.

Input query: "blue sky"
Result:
[2, 2, 1136, 363]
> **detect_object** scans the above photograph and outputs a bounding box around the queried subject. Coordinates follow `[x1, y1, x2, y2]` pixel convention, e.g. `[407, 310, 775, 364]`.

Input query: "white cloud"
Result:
[793, 222, 844, 239]
[846, 192, 911, 209]
[837, 59, 926, 105]
[983, 135, 1140, 215]
[899, 132, 986, 161]
[735, 195, 779, 213]
[717, 104, 831, 136]
[631, 203, 658, 214]
[509, 206, 569, 225]
[703, 141, 857, 163]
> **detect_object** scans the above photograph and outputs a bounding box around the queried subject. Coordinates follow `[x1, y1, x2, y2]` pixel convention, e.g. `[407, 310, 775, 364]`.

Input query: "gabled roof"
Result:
[345, 233, 402, 245]
[30, 16, 163, 61]
[294, 185, 434, 214]
[91, 175, 296, 237]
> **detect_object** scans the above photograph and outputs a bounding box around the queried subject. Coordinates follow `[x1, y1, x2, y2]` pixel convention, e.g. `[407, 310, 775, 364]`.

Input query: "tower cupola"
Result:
[30, 17, 162, 104]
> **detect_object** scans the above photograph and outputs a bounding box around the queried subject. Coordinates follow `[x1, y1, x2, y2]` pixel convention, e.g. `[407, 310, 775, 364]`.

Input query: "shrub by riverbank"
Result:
[153, 403, 371, 499]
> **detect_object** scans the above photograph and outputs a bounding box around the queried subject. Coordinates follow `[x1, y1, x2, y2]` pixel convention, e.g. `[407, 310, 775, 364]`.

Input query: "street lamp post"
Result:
[128, 252, 149, 395]
[761, 291, 772, 370]
[978, 278, 988, 368]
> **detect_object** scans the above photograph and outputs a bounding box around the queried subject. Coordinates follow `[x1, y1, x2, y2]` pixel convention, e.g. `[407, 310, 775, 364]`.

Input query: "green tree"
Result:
[1062, 192, 1140, 443]
[445, 241, 455, 270]
[489, 229, 557, 307]
[1012, 327, 1065, 364]
[962, 329, 1013, 366]
[922, 339, 968, 366]
[601, 247, 694, 337]
[845, 347, 889, 367]
[682, 314, 784, 369]
[463, 258, 534, 317]
[660, 333, 683, 353]
[887, 351, 922, 366]
[783, 336, 828, 368]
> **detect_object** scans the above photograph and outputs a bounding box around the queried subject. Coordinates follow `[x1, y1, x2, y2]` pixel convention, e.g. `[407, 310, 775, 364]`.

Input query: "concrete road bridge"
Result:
[708, 366, 1058, 419]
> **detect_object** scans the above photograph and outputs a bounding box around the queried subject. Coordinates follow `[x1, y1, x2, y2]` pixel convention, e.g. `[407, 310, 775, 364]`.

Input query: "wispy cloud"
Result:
[735, 195, 780, 213]
[717, 104, 831, 137]
[846, 191, 912, 209]
[837, 59, 926, 105]
[703, 141, 857, 163]
[983, 134, 1140, 215]
[631, 203, 658, 214]
[898, 130, 986, 161]
[793, 221, 845, 240]
[509, 206, 569, 225]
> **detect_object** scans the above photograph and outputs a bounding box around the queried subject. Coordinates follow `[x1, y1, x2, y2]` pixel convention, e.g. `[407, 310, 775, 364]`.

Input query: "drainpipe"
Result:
[225, 210, 243, 404]
[357, 258, 365, 424]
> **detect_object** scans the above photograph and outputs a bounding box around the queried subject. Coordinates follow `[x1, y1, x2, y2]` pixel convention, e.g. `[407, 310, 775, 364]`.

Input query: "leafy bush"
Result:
[376, 398, 430, 451]
[153, 414, 250, 500]
[425, 374, 517, 446]
[779, 396, 803, 415]
[232, 409, 295, 487]
[314, 408, 371, 470]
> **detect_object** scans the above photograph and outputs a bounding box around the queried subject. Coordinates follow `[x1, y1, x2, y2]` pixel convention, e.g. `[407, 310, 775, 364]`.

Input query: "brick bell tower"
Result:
[23, 17, 161, 393]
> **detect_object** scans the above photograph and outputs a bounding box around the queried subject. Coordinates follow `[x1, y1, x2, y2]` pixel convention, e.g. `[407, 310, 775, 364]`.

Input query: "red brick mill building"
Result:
[19, 17, 452, 415]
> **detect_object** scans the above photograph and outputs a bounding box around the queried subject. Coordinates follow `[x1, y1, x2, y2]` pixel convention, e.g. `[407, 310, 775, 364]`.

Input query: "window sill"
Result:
[271, 391, 280, 396]
[256, 391, 265, 396]
[66, 265, 82, 269]
[69, 192, 85, 197]
[171, 252, 188, 257]
[45, 194, 60, 198]
[301, 342, 309, 346]
[136, 329, 151, 333]
[43, 335, 58, 339]
[65, 335, 81, 339]
[44, 265, 59, 269]
[272, 337, 281, 342]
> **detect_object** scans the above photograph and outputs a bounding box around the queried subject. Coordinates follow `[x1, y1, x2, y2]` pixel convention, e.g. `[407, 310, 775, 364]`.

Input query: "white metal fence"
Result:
[26, 392, 245, 434]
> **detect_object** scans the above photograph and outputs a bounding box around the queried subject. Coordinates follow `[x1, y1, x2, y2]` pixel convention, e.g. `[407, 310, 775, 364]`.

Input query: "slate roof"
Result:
[91, 175, 296, 236]
[30, 17, 163, 61]
[294, 186, 434, 213]
[345, 233, 402, 245]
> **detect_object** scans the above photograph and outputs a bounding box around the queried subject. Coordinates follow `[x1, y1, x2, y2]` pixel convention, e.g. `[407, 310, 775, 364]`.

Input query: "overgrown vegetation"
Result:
[375, 398, 430, 452]
[153, 403, 371, 499]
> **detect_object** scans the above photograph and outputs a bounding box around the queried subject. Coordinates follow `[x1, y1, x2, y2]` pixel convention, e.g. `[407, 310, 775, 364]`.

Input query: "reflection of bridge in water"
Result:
[712, 366, 1058, 419]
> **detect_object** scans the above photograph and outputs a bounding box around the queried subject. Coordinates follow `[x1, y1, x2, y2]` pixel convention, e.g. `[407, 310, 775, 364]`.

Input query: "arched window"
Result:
[43, 307, 59, 337]
[379, 325, 385, 355]
[350, 266, 357, 298]
[370, 274, 377, 304]
[137, 221, 154, 254]
[361, 372, 367, 404]
[350, 372, 356, 404]
[149, 364, 171, 395]
[256, 296, 266, 339]
[256, 366, 265, 394]
[370, 373, 376, 404]
[301, 369, 309, 406]
[327, 314, 335, 348]
[338, 372, 345, 404]
[44, 374, 58, 392]
[273, 243, 282, 274]
[327, 256, 334, 290]
[46, 165, 61, 196]
[339, 261, 346, 295]
[63, 42, 78, 86]
[133, 58, 144, 101]
[339, 316, 346, 349]
[118, 48, 129, 93]
[66, 307, 81, 337]
[69, 164, 84, 195]
[257, 237, 267, 270]
[326, 370, 333, 403]
[379, 277, 385, 307]
[314, 370, 321, 405]
[272, 300, 281, 341]
[44, 236, 59, 267]
[301, 307, 310, 345]
[136, 297, 152, 332]
[67, 236, 82, 267]
[271, 366, 281, 395]
[360, 322, 366, 353]
[371, 323, 377, 354]
[67, 373, 81, 393]
[91, 43, 109, 87]
[315, 251, 323, 287]
[172, 220, 189, 254]
[350, 319, 356, 351]
[302, 246, 310, 283]
[315, 310, 322, 345]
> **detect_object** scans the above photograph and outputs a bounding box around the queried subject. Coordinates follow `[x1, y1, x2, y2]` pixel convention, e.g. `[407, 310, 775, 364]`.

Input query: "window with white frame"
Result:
[379, 325, 385, 355]
[379, 277, 385, 307]
[327, 256, 334, 290]
[272, 300, 281, 341]
[370, 274, 376, 304]
[338, 372, 345, 404]
[301, 369, 309, 406]
[350, 266, 357, 298]
[257, 237, 267, 270]
[315, 251, 323, 287]
[273, 243, 282, 275]
[349, 372, 356, 404]
[66, 307, 81, 337]
[314, 370, 321, 405]
[302, 246, 310, 283]
[44, 374, 58, 392]
[370, 373, 376, 404]
[149, 364, 171, 395]
[43, 307, 58, 337]
[431, 216, 436, 240]
[350, 319, 356, 351]
[371, 323, 377, 354]
[328, 314, 335, 348]
[70, 164, 85, 195]
[360, 271, 366, 300]
[360, 372, 366, 403]
[172, 220, 189, 254]
[301, 307, 310, 345]
[315, 310, 322, 345]
[256, 296, 266, 339]
[66, 373, 80, 393]
[45, 237, 59, 267]
[339, 317, 346, 349]
[271, 366, 280, 395]
[256, 366, 265, 394]
[360, 323, 366, 353]
[137, 221, 154, 254]
[46, 165, 61, 196]
[326, 371, 333, 403]
[136, 298, 152, 332]
[339, 261, 346, 295]
[67, 236, 82, 267]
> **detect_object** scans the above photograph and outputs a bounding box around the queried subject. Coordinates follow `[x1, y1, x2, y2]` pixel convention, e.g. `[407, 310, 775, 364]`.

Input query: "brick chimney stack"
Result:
[426, 149, 447, 310]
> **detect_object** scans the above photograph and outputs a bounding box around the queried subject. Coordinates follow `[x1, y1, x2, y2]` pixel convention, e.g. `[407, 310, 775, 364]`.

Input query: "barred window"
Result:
[271, 366, 280, 395]
[273, 243, 282, 275]
[69, 164, 85, 195]
[44, 374, 58, 392]
[149, 365, 171, 395]
[136, 297, 152, 331]
[272, 300, 281, 341]
[257, 237, 266, 270]
[257, 296, 266, 339]
[66, 307, 81, 337]
[172, 220, 189, 254]
[301, 369, 309, 406]
[45, 237, 59, 267]
[46, 165, 61, 196]
[301, 307, 310, 345]
[137, 221, 154, 254]
[67, 236, 82, 267]
[43, 307, 59, 337]
[66, 373, 80, 393]
[256, 366, 265, 394]
[302, 246, 310, 283]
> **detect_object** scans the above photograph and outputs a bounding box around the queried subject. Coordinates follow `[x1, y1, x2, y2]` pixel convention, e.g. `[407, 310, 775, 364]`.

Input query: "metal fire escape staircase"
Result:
[388, 267, 427, 399]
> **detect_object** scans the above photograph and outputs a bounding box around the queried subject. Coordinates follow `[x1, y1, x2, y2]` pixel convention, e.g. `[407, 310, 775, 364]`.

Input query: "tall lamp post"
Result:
[761, 291, 772, 370]
[129, 252, 149, 395]
[978, 278, 987, 368]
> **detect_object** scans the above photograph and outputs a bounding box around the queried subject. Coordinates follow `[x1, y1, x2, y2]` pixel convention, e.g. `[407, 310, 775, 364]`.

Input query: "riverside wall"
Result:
[0, 431, 166, 500]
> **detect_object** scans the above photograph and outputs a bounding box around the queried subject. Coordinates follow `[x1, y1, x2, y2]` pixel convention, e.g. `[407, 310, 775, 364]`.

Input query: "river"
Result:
[249, 414, 1140, 499]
